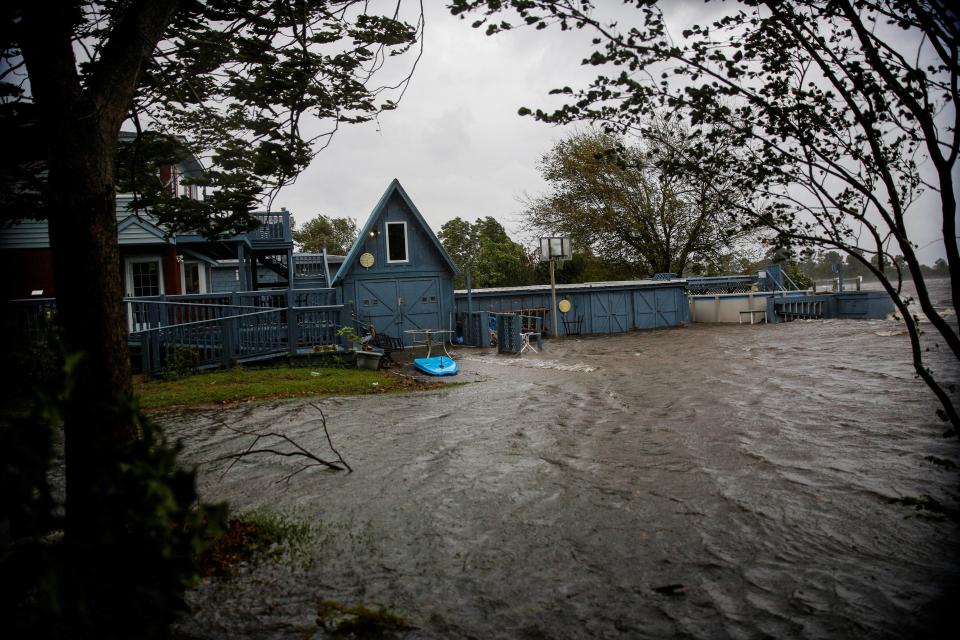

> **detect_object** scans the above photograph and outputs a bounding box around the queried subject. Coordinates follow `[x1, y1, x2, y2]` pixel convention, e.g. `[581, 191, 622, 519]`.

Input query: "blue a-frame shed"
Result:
[332, 180, 458, 345]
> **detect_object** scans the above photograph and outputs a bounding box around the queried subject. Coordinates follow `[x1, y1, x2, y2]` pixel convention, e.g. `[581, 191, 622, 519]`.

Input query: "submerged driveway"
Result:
[166, 318, 959, 639]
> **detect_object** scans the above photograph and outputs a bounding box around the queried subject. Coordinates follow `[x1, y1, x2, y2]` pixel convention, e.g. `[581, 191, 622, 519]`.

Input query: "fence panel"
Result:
[3, 298, 58, 342]
[293, 306, 343, 350]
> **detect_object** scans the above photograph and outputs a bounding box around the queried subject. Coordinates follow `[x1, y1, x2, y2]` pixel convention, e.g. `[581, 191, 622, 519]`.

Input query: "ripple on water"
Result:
[169, 281, 960, 639]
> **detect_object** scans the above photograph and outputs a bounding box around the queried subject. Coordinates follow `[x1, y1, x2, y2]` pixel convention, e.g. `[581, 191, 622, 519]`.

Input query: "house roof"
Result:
[118, 130, 205, 176]
[117, 213, 169, 241]
[332, 179, 458, 285]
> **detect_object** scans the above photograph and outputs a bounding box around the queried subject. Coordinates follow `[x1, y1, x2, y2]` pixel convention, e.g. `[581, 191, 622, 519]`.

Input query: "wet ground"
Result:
[167, 281, 959, 639]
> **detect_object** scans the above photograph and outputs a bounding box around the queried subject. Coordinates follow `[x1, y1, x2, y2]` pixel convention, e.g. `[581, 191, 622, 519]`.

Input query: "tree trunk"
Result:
[47, 122, 137, 545]
[18, 0, 180, 549]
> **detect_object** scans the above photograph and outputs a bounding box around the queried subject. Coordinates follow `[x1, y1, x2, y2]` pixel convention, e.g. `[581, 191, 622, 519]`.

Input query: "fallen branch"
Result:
[209, 405, 352, 483]
[308, 402, 351, 472]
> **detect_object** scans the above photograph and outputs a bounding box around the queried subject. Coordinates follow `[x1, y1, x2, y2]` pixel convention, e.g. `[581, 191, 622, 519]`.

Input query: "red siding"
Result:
[1, 249, 56, 300]
[159, 165, 175, 195]
[1, 247, 184, 301]
[163, 246, 181, 295]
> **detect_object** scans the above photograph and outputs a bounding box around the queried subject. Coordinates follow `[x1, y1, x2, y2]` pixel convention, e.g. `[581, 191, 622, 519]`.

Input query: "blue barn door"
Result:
[356, 280, 401, 336]
[399, 278, 441, 343]
[655, 288, 677, 327]
[634, 290, 655, 329]
[593, 292, 629, 333]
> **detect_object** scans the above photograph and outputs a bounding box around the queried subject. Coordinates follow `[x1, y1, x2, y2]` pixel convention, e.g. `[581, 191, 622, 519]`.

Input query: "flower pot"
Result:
[355, 350, 383, 371]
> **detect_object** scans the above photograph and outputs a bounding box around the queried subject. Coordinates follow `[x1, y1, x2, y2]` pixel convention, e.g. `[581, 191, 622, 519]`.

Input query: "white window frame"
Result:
[386, 221, 409, 264]
[124, 255, 165, 297]
[179, 260, 208, 295]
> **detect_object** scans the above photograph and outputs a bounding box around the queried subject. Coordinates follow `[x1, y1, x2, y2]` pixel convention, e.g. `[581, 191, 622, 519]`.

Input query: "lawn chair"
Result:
[562, 314, 583, 336]
[367, 328, 404, 364]
[351, 308, 404, 364]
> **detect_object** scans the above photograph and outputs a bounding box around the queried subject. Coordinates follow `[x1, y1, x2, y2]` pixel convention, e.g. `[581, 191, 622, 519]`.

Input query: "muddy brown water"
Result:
[167, 280, 959, 639]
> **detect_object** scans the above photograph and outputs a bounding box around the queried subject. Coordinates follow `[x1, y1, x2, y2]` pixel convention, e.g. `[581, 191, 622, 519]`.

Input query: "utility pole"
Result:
[540, 236, 572, 337]
[550, 257, 558, 337]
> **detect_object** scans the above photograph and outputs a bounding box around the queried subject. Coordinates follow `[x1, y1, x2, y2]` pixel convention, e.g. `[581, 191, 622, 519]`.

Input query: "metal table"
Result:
[404, 329, 454, 359]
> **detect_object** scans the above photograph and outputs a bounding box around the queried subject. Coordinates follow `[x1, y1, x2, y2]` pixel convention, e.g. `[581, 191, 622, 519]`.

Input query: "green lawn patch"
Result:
[135, 366, 441, 412]
[198, 512, 315, 578]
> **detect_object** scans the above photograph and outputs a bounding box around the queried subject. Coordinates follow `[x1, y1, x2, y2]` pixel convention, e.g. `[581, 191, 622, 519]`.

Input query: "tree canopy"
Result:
[2, 1, 423, 234]
[293, 214, 358, 254]
[525, 128, 741, 277]
[451, 0, 960, 428]
[438, 216, 536, 288]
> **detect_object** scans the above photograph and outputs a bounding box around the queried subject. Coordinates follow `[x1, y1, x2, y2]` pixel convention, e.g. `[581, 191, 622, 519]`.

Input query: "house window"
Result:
[386, 221, 408, 263]
[125, 257, 164, 297]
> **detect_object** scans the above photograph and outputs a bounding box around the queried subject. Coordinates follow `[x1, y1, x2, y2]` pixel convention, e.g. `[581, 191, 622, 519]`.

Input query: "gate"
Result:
[356, 280, 401, 337]
[655, 288, 677, 327]
[356, 277, 441, 344]
[593, 292, 629, 333]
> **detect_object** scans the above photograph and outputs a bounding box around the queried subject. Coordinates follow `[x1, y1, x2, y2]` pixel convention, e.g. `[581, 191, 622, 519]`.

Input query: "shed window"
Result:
[386, 222, 408, 263]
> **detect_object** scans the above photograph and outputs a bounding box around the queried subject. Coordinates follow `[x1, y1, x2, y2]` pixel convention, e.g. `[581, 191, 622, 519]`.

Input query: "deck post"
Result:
[287, 296, 298, 356]
[140, 333, 152, 376]
[220, 316, 234, 368]
[150, 299, 161, 329]
[287, 247, 294, 289]
[150, 329, 161, 374]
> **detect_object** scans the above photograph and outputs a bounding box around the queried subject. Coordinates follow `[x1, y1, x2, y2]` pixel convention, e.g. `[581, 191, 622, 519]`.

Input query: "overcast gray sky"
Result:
[278, 2, 588, 249]
[276, 2, 954, 266]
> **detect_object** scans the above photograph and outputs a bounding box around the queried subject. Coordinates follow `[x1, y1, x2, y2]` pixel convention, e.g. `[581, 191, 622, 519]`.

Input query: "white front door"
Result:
[125, 256, 164, 331]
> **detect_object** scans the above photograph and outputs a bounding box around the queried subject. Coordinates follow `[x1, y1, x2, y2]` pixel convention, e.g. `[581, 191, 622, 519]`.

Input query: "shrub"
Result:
[170, 347, 200, 377]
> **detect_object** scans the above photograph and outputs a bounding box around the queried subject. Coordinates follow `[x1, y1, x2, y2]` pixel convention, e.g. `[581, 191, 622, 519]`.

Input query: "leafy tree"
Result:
[475, 234, 534, 288]
[1, 0, 421, 632]
[437, 217, 478, 286]
[438, 216, 535, 288]
[293, 214, 358, 254]
[524, 128, 740, 277]
[451, 0, 960, 429]
[533, 250, 641, 284]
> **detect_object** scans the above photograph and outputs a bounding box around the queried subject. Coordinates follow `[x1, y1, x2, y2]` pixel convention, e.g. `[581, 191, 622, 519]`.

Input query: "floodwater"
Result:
[167, 279, 959, 639]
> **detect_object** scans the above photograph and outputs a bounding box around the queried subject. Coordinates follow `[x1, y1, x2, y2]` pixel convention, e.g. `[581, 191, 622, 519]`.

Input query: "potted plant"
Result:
[336, 325, 383, 370]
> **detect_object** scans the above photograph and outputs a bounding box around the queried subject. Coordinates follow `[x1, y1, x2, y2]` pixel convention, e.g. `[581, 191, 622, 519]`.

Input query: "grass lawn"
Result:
[135, 366, 442, 412]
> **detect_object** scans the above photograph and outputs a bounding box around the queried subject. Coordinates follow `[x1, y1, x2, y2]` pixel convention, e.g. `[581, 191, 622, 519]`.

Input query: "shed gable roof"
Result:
[332, 179, 457, 285]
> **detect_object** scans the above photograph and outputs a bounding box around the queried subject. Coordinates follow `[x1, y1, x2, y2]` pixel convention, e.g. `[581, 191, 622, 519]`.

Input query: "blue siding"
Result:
[455, 280, 689, 336]
[211, 266, 241, 292]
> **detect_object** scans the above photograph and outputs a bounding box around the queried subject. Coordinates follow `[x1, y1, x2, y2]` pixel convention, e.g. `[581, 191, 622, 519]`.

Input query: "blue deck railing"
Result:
[131, 303, 342, 374]
[249, 211, 292, 245]
[6, 287, 344, 375]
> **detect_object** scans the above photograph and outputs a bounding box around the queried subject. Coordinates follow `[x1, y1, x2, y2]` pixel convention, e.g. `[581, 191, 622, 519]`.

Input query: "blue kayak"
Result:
[413, 355, 458, 376]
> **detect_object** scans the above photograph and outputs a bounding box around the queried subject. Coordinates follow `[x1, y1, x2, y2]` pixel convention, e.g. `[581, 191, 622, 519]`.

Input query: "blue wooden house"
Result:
[332, 179, 457, 345]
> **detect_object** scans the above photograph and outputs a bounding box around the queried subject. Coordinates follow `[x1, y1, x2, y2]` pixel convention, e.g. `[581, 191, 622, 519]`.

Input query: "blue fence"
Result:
[6, 287, 345, 375]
